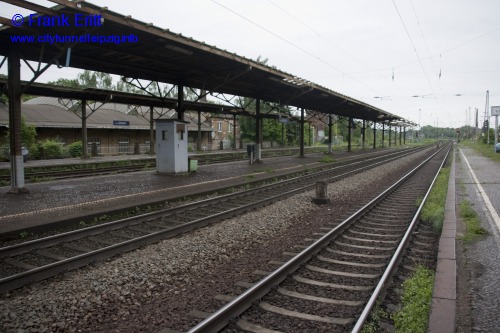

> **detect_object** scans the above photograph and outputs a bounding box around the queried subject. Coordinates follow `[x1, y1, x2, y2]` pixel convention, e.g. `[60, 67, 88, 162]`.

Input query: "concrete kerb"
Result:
[427, 148, 456, 333]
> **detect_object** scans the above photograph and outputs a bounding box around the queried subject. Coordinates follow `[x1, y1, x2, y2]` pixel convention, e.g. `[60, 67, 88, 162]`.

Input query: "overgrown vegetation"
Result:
[459, 200, 488, 242]
[318, 155, 335, 163]
[392, 266, 435, 333]
[420, 167, 450, 232]
[360, 303, 389, 333]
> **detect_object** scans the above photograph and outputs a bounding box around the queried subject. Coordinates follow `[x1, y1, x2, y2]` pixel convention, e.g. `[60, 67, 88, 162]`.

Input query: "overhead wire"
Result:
[210, 0, 392, 102]
[266, 0, 422, 117]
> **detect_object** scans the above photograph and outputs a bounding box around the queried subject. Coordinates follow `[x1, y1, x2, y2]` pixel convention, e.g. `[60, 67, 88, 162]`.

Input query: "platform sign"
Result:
[279, 116, 288, 123]
[113, 120, 130, 126]
[491, 106, 500, 116]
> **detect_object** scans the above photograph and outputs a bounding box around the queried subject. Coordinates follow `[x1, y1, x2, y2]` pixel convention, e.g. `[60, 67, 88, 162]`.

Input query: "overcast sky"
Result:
[2, 0, 500, 128]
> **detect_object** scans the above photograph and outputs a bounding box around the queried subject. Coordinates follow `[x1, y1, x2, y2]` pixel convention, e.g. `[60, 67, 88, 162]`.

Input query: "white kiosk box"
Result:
[155, 119, 190, 173]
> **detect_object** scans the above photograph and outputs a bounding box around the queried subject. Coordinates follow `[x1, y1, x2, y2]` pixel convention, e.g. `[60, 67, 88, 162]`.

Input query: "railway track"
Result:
[0, 146, 327, 184]
[0, 146, 431, 293]
[186, 142, 451, 333]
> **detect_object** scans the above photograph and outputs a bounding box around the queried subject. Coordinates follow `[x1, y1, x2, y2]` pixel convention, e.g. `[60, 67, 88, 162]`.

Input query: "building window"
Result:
[228, 123, 233, 132]
[218, 122, 222, 132]
[118, 137, 129, 154]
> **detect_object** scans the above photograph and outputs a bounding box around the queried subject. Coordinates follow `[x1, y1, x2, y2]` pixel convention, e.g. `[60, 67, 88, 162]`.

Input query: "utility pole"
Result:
[485, 90, 490, 144]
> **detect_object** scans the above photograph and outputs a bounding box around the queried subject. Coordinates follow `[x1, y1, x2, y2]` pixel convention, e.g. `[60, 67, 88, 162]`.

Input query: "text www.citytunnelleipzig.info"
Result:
[9, 33, 139, 45]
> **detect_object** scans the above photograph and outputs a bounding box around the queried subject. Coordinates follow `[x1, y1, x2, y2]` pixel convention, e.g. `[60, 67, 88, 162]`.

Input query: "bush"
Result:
[68, 141, 83, 157]
[41, 139, 63, 159]
[28, 143, 41, 160]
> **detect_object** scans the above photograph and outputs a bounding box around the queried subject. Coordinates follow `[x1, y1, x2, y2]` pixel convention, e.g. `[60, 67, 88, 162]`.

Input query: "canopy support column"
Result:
[81, 99, 88, 158]
[149, 106, 154, 154]
[328, 114, 333, 154]
[347, 117, 352, 152]
[255, 99, 262, 162]
[373, 121, 377, 149]
[388, 125, 392, 147]
[362, 119, 366, 149]
[382, 123, 385, 147]
[299, 108, 305, 157]
[177, 84, 184, 121]
[7, 48, 28, 194]
[233, 114, 237, 149]
[197, 111, 202, 151]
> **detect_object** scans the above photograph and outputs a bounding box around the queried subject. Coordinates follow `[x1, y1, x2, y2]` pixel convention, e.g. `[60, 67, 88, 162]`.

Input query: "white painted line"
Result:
[460, 149, 500, 238]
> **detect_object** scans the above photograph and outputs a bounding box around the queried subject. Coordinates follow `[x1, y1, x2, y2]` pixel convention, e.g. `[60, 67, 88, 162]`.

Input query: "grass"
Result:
[458, 200, 488, 243]
[360, 302, 389, 333]
[460, 140, 500, 162]
[393, 266, 435, 333]
[420, 167, 450, 232]
[318, 155, 336, 163]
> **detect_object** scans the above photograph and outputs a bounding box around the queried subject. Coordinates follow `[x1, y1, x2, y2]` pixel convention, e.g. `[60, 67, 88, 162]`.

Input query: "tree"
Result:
[48, 77, 82, 89]
[77, 70, 113, 89]
[3, 116, 37, 150]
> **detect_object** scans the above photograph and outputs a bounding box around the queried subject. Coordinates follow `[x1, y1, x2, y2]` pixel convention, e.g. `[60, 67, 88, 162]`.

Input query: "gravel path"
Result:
[0, 148, 432, 333]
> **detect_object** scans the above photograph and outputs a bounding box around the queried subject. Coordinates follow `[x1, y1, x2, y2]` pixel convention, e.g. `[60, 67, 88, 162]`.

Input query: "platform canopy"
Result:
[0, 0, 404, 123]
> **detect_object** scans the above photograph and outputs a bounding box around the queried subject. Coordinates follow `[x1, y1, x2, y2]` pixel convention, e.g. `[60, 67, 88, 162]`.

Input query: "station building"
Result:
[0, 97, 240, 156]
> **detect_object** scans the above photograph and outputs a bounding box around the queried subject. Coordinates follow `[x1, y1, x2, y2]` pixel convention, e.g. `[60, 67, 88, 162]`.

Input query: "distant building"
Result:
[0, 97, 241, 154]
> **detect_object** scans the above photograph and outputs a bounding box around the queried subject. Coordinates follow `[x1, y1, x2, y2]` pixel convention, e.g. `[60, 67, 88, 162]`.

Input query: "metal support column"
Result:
[403, 126, 406, 144]
[299, 108, 305, 157]
[197, 111, 202, 151]
[388, 125, 392, 147]
[233, 114, 237, 149]
[362, 119, 366, 149]
[7, 48, 28, 194]
[373, 121, 377, 149]
[382, 123, 385, 147]
[81, 99, 88, 158]
[149, 106, 154, 154]
[177, 84, 184, 121]
[308, 122, 312, 146]
[255, 99, 262, 161]
[328, 114, 333, 154]
[399, 126, 402, 145]
[347, 117, 352, 152]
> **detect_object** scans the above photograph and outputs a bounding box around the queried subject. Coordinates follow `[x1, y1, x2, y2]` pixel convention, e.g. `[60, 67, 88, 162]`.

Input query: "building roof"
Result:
[0, 97, 212, 131]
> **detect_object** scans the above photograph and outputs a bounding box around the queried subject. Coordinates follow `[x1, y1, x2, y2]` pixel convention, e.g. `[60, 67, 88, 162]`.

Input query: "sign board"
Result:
[279, 116, 288, 123]
[113, 120, 130, 126]
[491, 106, 500, 116]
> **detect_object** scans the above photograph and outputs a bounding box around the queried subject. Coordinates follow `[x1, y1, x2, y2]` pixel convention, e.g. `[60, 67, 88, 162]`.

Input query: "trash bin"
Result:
[188, 158, 198, 172]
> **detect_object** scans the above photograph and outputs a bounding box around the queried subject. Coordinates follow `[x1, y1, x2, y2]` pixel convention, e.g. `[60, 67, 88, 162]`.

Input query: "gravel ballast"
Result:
[0, 148, 432, 333]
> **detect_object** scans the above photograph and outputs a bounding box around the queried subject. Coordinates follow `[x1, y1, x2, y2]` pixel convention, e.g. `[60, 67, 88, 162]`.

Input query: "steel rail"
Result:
[186, 143, 450, 333]
[0, 146, 428, 293]
[0, 146, 422, 258]
[351, 143, 451, 332]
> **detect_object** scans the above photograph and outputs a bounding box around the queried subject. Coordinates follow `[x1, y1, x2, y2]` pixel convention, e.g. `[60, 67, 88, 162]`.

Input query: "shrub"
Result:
[41, 139, 63, 159]
[68, 141, 83, 157]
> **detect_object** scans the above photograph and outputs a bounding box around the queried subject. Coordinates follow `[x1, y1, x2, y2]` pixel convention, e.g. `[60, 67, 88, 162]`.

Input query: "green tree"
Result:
[48, 77, 82, 89]
[3, 116, 37, 150]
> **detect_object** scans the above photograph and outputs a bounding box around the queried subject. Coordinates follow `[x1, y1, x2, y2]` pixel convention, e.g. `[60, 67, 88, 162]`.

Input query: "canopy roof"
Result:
[1, 0, 404, 123]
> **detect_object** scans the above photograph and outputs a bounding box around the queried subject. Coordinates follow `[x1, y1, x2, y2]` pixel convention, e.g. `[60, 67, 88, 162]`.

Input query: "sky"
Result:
[1, 0, 500, 128]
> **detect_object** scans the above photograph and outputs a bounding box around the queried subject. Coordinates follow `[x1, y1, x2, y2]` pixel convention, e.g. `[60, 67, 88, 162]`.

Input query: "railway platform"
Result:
[0, 149, 362, 237]
[429, 145, 500, 332]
